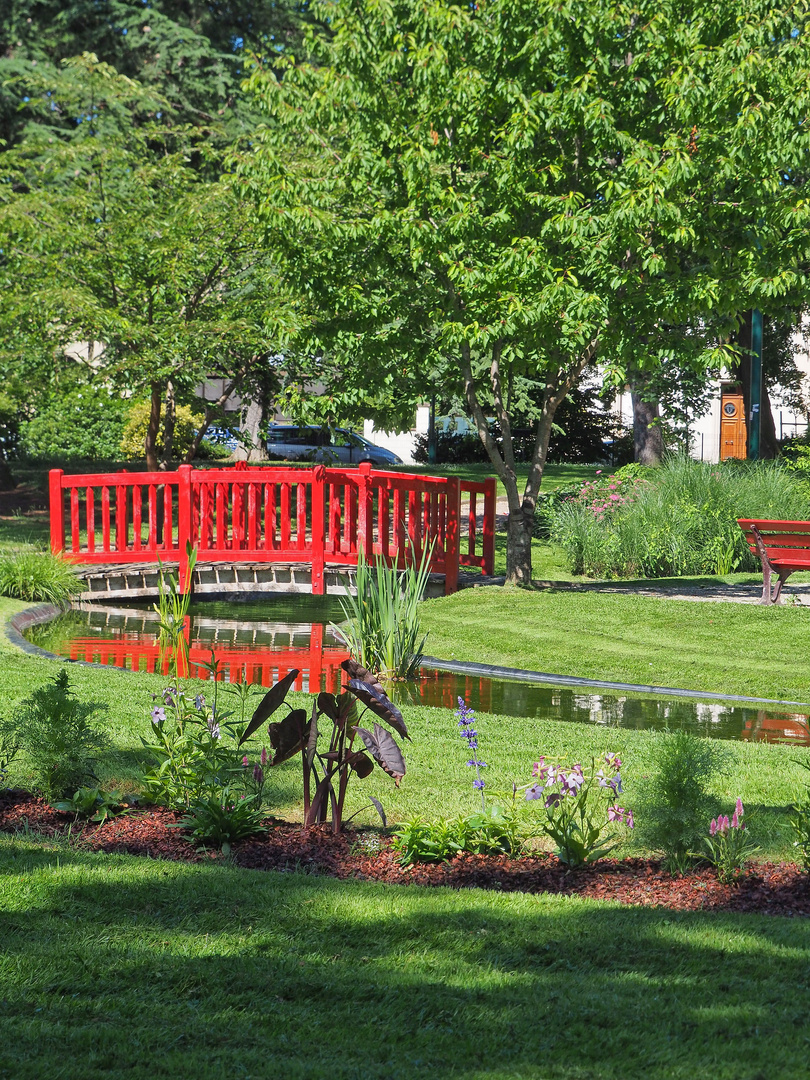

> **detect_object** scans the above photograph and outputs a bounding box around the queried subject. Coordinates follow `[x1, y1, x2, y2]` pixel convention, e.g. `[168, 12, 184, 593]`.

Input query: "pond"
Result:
[25, 596, 810, 746]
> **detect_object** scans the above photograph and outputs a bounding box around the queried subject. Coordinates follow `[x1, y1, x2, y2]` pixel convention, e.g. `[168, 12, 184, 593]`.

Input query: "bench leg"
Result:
[752, 526, 784, 605]
[773, 571, 792, 605]
[760, 562, 774, 604]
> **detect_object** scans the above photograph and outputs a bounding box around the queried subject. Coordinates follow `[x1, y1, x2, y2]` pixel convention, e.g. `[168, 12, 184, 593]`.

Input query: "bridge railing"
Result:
[49, 464, 497, 594]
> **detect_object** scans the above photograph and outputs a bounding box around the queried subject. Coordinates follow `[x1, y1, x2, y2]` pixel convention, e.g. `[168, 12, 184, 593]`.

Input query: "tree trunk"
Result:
[242, 396, 266, 462]
[505, 508, 534, 585]
[629, 369, 665, 465]
[732, 311, 779, 459]
[161, 380, 176, 470]
[145, 380, 162, 471]
[458, 335, 599, 586]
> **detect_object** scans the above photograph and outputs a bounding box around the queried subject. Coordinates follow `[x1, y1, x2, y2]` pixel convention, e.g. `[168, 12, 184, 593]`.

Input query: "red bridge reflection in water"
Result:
[65, 625, 496, 710]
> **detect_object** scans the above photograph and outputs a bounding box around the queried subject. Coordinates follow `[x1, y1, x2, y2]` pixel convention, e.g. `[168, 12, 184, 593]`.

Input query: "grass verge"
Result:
[2, 836, 810, 1080]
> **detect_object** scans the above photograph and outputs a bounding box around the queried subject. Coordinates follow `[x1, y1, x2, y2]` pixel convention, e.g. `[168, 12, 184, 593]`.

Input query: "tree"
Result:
[0, 55, 300, 468]
[0, 0, 314, 147]
[241, 0, 810, 583]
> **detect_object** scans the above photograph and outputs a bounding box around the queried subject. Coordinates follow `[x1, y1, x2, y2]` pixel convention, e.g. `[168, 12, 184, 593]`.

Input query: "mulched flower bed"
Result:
[4, 788, 810, 917]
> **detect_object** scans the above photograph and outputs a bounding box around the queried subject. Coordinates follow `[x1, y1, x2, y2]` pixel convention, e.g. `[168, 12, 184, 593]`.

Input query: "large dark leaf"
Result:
[347, 680, 409, 740]
[316, 692, 340, 722]
[369, 796, 387, 827]
[346, 751, 374, 779]
[354, 723, 406, 786]
[306, 698, 319, 767]
[238, 669, 300, 746]
[341, 657, 383, 689]
[267, 708, 310, 766]
[336, 692, 359, 728]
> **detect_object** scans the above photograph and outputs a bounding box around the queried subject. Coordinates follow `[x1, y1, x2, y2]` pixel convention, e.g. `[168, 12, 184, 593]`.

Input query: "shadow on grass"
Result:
[0, 837, 807, 1079]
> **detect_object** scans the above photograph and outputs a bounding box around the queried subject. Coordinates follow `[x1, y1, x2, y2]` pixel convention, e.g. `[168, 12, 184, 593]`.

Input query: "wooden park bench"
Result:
[737, 519, 810, 605]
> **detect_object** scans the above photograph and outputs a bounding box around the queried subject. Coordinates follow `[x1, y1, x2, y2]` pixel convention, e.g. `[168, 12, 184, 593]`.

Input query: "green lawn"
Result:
[2, 835, 810, 1080]
[420, 587, 810, 703]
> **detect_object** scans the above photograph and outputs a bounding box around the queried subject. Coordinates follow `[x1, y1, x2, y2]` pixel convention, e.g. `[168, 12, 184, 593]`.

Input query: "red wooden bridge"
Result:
[49, 463, 496, 594]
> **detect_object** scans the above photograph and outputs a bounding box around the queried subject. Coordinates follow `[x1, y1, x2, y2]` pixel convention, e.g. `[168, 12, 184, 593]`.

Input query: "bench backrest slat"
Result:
[737, 518, 810, 562]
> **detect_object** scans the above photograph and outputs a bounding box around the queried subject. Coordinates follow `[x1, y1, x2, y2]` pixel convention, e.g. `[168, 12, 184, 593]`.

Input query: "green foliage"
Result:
[700, 799, 759, 884]
[0, 549, 83, 604]
[392, 805, 525, 865]
[20, 381, 129, 461]
[120, 400, 211, 461]
[634, 730, 726, 874]
[140, 685, 260, 814]
[551, 456, 810, 578]
[333, 545, 431, 679]
[242, 0, 810, 582]
[8, 669, 108, 800]
[52, 785, 137, 824]
[176, 791, 267, 853]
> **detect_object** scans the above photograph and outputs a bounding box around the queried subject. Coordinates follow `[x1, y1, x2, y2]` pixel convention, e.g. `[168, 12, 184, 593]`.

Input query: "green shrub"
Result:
[120, 399, 218, 461]
[0, 549, 83, 604]
[551, 455, 810, 578]
[633, 729, 725, 874]
[9, 669, 108, 800]
[20, 383, 129, 461]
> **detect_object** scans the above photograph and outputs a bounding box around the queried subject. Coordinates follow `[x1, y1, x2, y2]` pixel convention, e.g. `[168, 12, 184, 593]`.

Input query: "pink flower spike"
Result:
[261, 746, 268, 767]
[736, 797, 744, 819]
[710, 819, 717, 836]
[242, 755, 249, 768]
[730, 810, 739, 829]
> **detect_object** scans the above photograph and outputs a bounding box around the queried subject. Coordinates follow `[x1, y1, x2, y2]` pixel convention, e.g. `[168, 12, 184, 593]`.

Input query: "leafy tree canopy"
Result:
[0, 55, 302, 468]
[241, 0, 810, 582]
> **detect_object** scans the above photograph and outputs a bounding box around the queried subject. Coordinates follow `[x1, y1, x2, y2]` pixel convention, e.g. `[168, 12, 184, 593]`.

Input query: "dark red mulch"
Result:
[4, 788, 810, 917]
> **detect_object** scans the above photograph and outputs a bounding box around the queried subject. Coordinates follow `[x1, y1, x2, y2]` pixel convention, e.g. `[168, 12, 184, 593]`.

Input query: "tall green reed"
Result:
[154, 544, 197, 678]
[333, 543, 432, 679]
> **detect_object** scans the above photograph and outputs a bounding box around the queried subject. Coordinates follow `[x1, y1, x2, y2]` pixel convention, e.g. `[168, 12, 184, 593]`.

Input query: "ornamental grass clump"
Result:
[551, 456, 809, 578]
[333, 542, 431, 679]
[0, 548, 83, 604]
[523, 753, 634, 867]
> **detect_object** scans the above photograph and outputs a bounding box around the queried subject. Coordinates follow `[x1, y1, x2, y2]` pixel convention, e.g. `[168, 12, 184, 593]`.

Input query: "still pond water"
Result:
[26, 596, 810, 746]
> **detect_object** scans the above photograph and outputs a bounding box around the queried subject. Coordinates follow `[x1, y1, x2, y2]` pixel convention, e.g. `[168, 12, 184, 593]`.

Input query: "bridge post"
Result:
[356, 462, 373, 559]
[445, 477, 461, 594]
[49, 469, 65, 555]
[177, 464, 193, 593]
[311, 466, 326, 594]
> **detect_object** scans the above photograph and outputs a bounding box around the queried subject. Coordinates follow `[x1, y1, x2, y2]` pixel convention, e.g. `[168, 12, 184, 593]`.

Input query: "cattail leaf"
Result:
[238, 668, 300, 746]
[267, 708, 310, 765]
[346, 679, 409, 740]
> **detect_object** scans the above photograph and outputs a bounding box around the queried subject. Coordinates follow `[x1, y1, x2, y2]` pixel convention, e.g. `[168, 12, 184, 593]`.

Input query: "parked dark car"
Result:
[266, 425, 403, 467]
